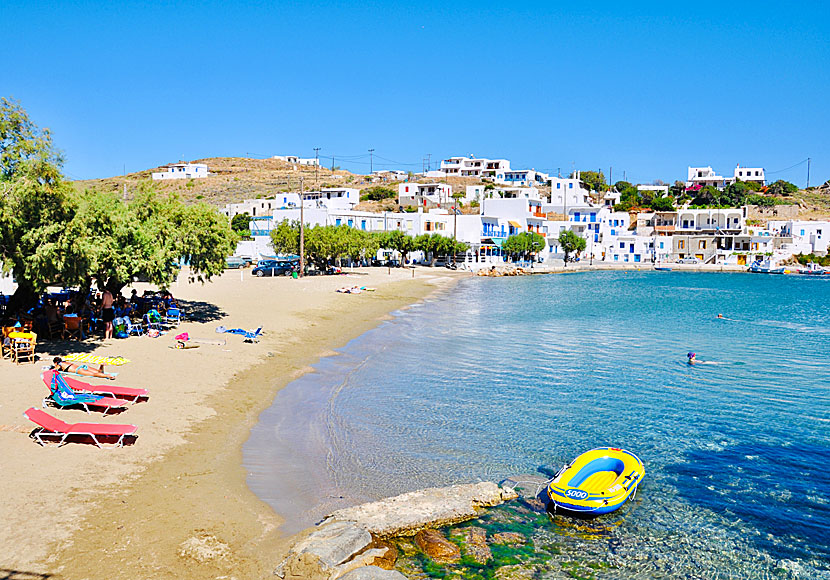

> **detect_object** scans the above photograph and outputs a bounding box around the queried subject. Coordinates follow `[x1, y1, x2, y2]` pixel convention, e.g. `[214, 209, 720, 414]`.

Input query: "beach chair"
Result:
[163, 306, 182, 326]
[12, 331, 37, 364]
[143, 309, 163, 332]
[42, 370, 148, 403]
[43, 371, 130, 415]
[23, 407, 137, 448]
[124, 316, 143, 336]
[1, 326, 16, 359]
[63, 316, 84, 340]
[221, 327, 263, 342]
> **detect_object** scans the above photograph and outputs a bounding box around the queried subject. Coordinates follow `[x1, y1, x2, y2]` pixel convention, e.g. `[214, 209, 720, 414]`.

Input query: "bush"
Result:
[362, 186, 396, 201]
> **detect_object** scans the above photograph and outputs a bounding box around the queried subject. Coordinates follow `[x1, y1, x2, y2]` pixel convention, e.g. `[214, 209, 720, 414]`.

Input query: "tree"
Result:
[649, 196, 675, 211]
[378, 230, 416, 265]
[415, 233, 443, 266]
[767, 180, 798, 196]
[502, 232, 545, 261]
[575, 170, 607, 193]
[558, 230, 586, 266]
[231, 212, 251, 234]
[0, 97, 64, 182]
[669, 180, 686, 199]
[614, 181, 632, 192]
[360, 186, 396, 201]
[691, 185, 722, 206]
[722, 181, 750, 207]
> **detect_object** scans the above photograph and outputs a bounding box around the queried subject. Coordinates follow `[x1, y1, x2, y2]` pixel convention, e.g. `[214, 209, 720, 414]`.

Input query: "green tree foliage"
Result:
[691, 185, 723, 206]
[361, 186, 397, 201]
[414, 233, 468, 265]
[649, 196, 676, 211]
[0, 97, 64, 182]
[269, 221, 381, 268]
[767, 180, 799, 196]
[502, 232, 545, 261]
[0, 99, 235, 308]
[575, 170, 608, 192]
[231, 212, 251, 234]
[669, 180, 687, 199]
[614, 181, 632, 192]
[377, 230, 416, 265]
[558, 230, 586, 265]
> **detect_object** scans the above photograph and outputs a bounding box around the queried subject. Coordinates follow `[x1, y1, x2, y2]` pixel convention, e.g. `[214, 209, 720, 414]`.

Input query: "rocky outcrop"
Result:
[328, 481, 518, 537]
[338, 567, 407, 580]
[454, 526, 491, 564]
[491, 532, 526, 545]
[275, 482, 517, 579]
[414, 529, 461, 564]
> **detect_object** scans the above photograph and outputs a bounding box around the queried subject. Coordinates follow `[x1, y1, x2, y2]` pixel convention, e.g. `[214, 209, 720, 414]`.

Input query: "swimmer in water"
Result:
[687, 352, 699, 364]
[717, 314, 724, 319]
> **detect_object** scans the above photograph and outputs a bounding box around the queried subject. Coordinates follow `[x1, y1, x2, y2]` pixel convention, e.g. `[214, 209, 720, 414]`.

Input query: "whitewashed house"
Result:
[438, 156, 511, 179]
[272, 155, 320, 166]
[547, 177, 593, 213]
[773, 220, 829, 255]
[496, 169, 549, 187]
[152, 163, 208, 180]
[398, 183, 453, 208]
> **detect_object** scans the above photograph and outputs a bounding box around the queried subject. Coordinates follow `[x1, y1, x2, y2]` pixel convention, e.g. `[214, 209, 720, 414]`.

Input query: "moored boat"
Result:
[544, 447, 644, 517]
[797, 262, 829, 276]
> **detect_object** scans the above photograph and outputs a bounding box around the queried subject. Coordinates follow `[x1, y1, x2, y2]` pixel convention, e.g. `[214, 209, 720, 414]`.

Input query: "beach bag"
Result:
[147, 328, 160, 338]
[113, 317, 128, 338]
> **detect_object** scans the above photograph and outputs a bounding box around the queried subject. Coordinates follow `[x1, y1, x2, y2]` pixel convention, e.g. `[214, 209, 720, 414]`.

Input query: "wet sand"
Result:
[0, 266, 459, 579]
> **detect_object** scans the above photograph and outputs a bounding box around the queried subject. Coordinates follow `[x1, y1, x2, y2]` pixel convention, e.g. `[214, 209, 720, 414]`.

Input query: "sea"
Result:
[244, 271, 830, 578]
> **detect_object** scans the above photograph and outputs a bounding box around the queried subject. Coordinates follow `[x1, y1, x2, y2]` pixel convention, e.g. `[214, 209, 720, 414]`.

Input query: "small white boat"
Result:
[797, 262, 829, 276]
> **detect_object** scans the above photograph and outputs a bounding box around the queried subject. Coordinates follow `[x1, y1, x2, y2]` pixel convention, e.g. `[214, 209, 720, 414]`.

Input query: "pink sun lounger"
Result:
[23, 407, 137, 448]
[42, 370, 149, 403]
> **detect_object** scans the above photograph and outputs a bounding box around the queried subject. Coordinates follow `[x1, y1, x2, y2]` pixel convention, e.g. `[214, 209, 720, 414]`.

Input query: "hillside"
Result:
[73, 157, 500, 210]
[73, 158, 830, 219]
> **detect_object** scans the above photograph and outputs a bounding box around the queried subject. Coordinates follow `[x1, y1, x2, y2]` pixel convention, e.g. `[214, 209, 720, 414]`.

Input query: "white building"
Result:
[546, 176, 593, 213]
[496, 169, 549, 187]
[398, 183, 453, 208]
[733, 165, 765, 185]
[221, 188, 359, 219]
[637, 184, 669, 195]
[686, 165, 766, 189]
[272, 155, 320, 166]
[438, 156, 511, 179]
[771, 220, 829, 255]
[152, 163, 208, 180]
[372, 170, 408, 182]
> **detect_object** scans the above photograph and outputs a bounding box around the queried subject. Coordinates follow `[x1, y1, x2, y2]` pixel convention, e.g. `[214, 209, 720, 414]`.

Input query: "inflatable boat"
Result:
[545, 447, 644, 516]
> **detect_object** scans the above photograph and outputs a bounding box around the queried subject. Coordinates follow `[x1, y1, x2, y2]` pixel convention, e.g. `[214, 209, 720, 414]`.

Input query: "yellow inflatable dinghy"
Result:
[545, 447, 644, 516]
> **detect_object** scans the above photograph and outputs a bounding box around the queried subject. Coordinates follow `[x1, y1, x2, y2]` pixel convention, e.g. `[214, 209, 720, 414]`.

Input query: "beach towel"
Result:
[63, 353, 131, 366]
[216, 326, 262, 342]
[49, 373, 103, 406]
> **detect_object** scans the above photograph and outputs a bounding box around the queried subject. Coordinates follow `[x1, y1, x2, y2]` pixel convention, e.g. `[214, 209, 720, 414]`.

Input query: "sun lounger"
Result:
[41, 370, 148, 403]
[43, 372, 130, 415]
[23, 407, 137, 448]
[216, 326, 263, 342]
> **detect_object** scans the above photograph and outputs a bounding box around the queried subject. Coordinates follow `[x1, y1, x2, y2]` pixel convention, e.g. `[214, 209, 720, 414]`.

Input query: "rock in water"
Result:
[414, 529, 461, 564]
[369, 538, 398, 570]
[491, 532, 526, 545]
[459, 527, 491, 564]
[339, 566, 407, 580]
[328, 482, 518, 536]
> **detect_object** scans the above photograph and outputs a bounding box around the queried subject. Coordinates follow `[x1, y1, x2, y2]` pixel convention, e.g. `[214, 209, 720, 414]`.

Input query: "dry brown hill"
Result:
[72, 157, 548, 211]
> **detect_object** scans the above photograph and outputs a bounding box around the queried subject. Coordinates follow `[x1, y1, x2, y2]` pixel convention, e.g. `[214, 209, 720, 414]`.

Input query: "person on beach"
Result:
[51, 356, 116, 380]
[101, 288, 115, 339]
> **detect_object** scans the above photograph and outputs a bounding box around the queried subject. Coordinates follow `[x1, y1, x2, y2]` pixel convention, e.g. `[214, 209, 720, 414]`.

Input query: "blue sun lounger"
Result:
[215, 326, 263, 342]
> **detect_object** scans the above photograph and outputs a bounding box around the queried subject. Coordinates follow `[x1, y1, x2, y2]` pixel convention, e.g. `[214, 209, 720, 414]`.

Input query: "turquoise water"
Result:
[245, 272, 830, 576]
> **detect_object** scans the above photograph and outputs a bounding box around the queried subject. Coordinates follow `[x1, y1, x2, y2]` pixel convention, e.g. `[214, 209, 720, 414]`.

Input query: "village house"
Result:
[151, 162, 208, 180]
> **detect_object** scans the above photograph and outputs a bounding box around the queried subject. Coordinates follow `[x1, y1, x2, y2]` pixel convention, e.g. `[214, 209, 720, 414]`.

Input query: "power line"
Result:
[766, 158, 809, 175]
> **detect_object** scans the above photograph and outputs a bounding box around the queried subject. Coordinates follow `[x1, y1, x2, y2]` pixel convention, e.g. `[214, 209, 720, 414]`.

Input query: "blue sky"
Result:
[3, 1, 828, 186]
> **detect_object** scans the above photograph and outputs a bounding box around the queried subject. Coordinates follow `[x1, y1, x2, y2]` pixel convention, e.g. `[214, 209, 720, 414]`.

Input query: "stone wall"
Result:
[744, 204, 799, 220]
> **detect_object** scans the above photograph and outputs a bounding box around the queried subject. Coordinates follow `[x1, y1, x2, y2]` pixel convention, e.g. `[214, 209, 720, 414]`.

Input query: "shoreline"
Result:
[0, 267, 460, 579]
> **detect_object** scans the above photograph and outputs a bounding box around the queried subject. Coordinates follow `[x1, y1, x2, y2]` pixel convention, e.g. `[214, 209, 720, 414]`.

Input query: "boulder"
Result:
[491, 532, 526, 545]
[458, 526, 491, 564]
[494, 563, 540, 580]
[414, 529, 461, 564]
[369, 539, 398, 570]
[275, 520, 372, 579]
[338, 566, 407, 580]
[329, 482, 518, 537]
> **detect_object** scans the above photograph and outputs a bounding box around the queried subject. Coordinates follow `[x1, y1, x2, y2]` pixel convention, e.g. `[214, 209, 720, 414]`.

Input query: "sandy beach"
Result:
[0, 266, 458, 579]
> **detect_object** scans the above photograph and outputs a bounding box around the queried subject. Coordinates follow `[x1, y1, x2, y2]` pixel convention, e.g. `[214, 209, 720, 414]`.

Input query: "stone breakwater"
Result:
[274, 482, 518, 580]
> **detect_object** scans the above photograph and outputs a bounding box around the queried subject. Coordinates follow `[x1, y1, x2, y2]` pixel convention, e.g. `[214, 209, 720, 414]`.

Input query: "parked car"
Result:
[252, 259, 299, 277]
[225, 256, 247, 269]
[676, 257, 702, 264]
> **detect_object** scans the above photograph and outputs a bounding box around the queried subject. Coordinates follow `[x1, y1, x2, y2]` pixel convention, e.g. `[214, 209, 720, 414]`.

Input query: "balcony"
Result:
[655, 225, 675, 233]
[532, 210, 546, 218]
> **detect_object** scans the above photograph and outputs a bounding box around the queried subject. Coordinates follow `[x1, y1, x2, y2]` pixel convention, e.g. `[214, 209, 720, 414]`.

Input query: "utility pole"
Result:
[331, 155, 335, 172]
[368, 148, 375, 174]
[427, 153, 431, 173]
[807, 157, 811, 188]
[313, 148, 321, 187]
[609, 166, 613, 189]
[299, 177, 305, 277]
